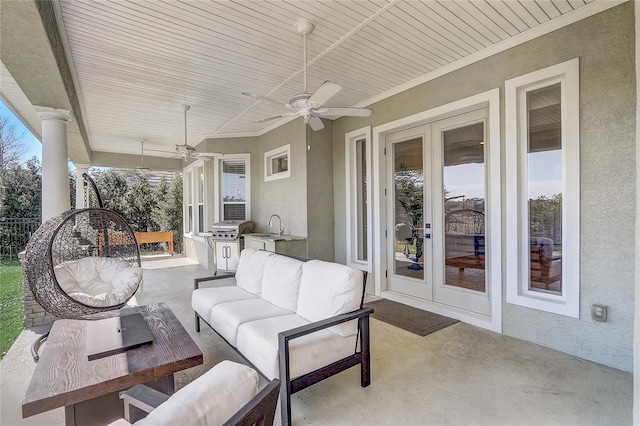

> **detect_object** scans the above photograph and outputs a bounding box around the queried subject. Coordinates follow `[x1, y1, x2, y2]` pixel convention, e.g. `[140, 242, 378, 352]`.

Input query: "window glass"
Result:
[197, 166, 204, 232]
[222, 160, 247, 220]
[356, 138, 368, 261]
[185, 170, 193, 232]
[527, 84, 562, 294]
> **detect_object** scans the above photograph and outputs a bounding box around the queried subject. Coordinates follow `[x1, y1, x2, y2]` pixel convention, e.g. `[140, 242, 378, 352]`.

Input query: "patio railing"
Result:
[0, 218, 40, 260]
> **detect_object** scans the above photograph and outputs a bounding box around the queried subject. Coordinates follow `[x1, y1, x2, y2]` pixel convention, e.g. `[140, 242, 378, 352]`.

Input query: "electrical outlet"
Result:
[591, 304, 608, 322]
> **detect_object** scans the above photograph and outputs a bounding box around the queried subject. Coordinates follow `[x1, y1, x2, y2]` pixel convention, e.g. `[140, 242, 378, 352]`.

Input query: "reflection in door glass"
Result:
[443, 122, 486, 292]
[393, 138, 424, 280]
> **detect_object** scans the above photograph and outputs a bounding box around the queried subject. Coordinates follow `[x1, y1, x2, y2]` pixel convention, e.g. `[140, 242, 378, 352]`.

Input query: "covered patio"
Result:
[1, 256, 632, 425]
[1, 0, 639, 423]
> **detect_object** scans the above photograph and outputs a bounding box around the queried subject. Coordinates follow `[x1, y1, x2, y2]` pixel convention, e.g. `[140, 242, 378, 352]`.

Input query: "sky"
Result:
[1, 101, 42, 163]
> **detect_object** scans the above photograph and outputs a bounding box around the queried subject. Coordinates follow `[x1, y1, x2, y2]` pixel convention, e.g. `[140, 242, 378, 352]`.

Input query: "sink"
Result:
[244, 233, 304, 242]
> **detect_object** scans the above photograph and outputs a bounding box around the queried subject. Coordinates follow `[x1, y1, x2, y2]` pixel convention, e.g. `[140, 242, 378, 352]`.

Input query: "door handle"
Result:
[425, 234, 431, 239]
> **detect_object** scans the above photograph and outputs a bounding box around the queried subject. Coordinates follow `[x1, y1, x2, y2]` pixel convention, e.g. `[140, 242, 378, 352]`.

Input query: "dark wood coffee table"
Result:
[22, 303, 203, 426]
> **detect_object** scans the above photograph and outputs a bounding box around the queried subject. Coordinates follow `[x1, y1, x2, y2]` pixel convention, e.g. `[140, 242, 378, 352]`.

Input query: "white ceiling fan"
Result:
[135, 139, 150, 172]
[149, 104, 220, 160]
[243, 22, 372, 131]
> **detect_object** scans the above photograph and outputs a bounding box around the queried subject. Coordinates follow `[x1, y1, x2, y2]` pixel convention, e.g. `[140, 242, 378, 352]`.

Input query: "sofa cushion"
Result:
[192, 283, 256, 324]
[261, 255, 304, 311]
[135, 360, 259, 426]
[235, 249, 274, 294]
[296, 260, 363, 337]
[210, 298, 292, 346]
[236, 314, 357, 380]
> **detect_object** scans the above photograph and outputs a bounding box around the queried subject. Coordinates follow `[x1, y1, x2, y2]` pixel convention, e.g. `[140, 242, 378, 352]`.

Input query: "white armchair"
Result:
[109, 361, 280, 426]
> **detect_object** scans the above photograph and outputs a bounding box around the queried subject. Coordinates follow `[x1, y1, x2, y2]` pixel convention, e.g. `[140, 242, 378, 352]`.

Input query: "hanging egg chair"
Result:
[24, 207, 142, 319]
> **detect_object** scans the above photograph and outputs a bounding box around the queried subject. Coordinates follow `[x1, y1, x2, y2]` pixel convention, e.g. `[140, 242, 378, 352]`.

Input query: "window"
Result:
[505, 58, 580, 318]
[345, 126, 372, 272]
[221, 158, 249, 220]
[185, 170, 193, 233]
[264, 144, 291, 181]
[184, 162, 206, 236]
[197, 166, 204, 232]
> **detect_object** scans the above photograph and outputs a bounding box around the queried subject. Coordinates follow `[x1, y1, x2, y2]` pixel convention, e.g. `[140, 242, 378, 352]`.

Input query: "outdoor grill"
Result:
[209, 220, 254, 240]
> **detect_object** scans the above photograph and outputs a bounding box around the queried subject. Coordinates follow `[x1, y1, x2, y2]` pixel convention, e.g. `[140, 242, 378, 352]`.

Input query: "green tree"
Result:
[0, 157, 41, 219]
[0, 113, 26, 169]
[123, 172, 155, 232]
[90, 168, 129, 214]
[152, 173, 184, 252]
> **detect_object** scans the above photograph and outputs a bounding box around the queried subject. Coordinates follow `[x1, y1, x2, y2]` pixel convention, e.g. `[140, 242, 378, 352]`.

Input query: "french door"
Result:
[385, 108, 491, 316]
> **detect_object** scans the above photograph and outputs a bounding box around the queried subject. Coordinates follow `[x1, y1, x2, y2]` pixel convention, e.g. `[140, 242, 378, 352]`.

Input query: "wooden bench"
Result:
[135, 231, 174, 255]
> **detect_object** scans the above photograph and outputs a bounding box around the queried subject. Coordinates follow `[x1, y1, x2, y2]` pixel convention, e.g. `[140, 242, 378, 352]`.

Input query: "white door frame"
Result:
[372, 89, 502, 332]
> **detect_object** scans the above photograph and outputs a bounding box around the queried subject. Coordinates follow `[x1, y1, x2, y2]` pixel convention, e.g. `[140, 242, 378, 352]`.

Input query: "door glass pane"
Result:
[443, 122, 486, 292]
[393, 138, 424, 279]
[527, 83, 562, 293]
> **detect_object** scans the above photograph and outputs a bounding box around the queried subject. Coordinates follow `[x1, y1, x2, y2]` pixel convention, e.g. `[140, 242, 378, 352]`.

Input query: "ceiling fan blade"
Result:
[307, 115, 325, 131]
[241, 92, 287, 108]
[255, 115, 286, 123]
[196, 152, 223, 158]
[308, 81, 342, 108]
[254, 113, 296, 123]
[315, 107, 372, 118]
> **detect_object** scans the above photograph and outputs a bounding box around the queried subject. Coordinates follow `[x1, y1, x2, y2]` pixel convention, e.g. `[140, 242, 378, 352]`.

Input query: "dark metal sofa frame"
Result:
[193, 265, 372, 426]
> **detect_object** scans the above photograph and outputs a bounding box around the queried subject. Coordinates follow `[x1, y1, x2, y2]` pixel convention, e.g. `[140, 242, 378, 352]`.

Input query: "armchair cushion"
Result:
[135, 360, 259, 426]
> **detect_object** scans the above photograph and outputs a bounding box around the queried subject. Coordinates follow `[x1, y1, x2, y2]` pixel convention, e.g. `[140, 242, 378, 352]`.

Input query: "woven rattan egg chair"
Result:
[24, 207, 142, 319]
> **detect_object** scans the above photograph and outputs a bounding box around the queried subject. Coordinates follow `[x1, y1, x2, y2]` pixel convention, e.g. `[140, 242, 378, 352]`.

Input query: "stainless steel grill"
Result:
[210, 220, 254, 240]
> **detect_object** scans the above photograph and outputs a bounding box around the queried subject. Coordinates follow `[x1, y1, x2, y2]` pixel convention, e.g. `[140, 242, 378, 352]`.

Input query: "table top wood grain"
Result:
[22, 303, 203, 418]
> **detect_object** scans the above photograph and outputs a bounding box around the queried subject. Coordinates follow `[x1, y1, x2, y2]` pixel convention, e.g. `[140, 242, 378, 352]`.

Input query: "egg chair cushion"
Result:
[54, 257, 142, 308]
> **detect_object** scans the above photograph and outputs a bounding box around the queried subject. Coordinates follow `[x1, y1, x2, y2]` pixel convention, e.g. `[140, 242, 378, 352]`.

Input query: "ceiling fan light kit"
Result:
[243, 21, 372, 131]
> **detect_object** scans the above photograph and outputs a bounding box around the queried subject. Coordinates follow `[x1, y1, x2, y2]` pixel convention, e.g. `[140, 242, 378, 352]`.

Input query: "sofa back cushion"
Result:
[235, 249, 274, 294]
[296, 260, 364, 337]
[261, 255, 304, 311]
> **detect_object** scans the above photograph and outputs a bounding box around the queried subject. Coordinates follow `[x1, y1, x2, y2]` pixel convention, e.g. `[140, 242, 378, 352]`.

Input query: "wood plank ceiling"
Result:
[55, 0, 595, 158]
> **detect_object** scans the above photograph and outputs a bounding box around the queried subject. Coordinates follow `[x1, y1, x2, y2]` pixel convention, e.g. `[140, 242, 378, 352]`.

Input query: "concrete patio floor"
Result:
[1, 256, 633, 425]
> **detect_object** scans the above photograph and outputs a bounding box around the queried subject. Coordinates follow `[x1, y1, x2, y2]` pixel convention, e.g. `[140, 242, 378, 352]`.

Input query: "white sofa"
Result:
[191, 249, 372, 426]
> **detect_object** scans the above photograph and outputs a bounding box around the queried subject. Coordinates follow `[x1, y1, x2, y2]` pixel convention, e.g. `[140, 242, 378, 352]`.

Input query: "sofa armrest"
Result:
[277, 307, 373, 425]
[194, 273, 236, 290]
[279, 307, 373, 342]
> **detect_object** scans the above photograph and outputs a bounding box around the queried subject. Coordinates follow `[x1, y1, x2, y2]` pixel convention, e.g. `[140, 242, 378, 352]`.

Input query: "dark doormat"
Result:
[365, 299, 459, 337]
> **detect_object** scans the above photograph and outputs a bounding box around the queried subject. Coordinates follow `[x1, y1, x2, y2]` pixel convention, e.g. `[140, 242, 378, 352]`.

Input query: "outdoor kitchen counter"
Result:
[243, 234, 307, 258]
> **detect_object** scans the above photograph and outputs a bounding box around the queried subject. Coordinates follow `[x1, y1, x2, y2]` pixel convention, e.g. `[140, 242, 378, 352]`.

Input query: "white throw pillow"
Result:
[296, 260, 363, 337]
[235, 249, 274, 294]
[260, 255, 304, 311]
[135, 361, 259, 426]
[97, 258, 131, 282]
[53, 263, 83, 294]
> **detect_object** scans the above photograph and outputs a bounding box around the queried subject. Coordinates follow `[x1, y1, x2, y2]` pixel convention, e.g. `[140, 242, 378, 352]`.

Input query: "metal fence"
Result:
[0, 218, 41, 260]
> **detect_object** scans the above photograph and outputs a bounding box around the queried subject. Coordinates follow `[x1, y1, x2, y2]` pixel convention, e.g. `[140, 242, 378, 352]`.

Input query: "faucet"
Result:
[267, 214, 284, 236]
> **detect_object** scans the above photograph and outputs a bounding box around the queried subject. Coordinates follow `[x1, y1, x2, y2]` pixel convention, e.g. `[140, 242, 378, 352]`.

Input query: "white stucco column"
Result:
[75, 164, 90, 208]
[35, 106, 72, 222]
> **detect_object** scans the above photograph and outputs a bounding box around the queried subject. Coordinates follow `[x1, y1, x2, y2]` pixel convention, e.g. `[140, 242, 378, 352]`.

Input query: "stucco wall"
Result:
[307, 122, 335, 261]
[256, 121, 308, 237]
[333, 3, 635, 371]
[198, 120, 309, 237]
